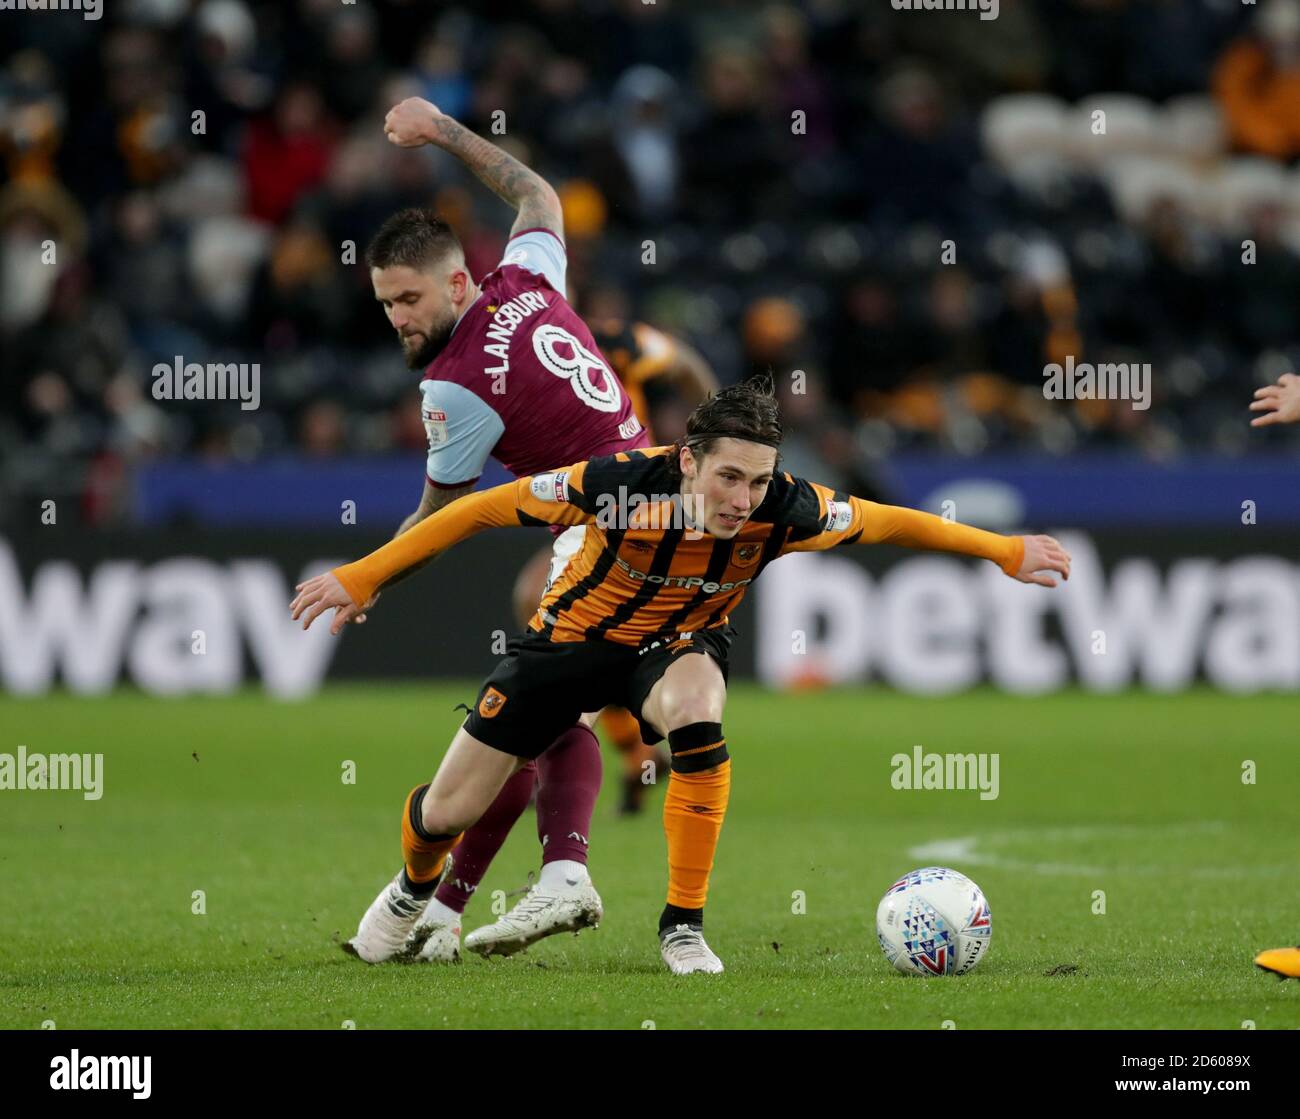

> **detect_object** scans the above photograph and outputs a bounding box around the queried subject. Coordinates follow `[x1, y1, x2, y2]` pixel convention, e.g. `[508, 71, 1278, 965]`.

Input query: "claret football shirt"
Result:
[417, 229, 649, 490]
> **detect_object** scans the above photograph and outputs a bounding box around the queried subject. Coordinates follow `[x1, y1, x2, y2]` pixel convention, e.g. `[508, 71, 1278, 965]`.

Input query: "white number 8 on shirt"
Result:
[533, 324, 623, 413]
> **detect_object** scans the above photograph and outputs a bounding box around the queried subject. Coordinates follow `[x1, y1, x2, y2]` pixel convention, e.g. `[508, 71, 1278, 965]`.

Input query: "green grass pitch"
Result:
[1, 684, 1296, 1029]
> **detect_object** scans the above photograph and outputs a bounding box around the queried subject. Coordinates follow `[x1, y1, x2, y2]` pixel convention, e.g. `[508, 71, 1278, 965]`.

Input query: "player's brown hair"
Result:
[668, 373, 783, 478]
[365, 208, 464, 273]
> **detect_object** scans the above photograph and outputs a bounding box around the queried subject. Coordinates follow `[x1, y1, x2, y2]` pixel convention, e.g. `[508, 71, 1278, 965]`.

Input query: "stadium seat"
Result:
[1281, 215, 1300, 256]
[1069, 95, 1160, 166]
[1000, 151, 1076, 196]
[156, 154, 247, 222]
[1097, 155, 1201, 225]
[188, 216, 272, 322]
[1161, 95, 1226, 162]
[980, 94, 1071, 168]
[1212, 157, 1290, 231]
[1287, 164, 1300, 218]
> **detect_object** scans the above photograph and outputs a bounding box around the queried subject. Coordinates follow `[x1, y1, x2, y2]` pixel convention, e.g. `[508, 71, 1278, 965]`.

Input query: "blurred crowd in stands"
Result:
[2, 0, 1298, 525]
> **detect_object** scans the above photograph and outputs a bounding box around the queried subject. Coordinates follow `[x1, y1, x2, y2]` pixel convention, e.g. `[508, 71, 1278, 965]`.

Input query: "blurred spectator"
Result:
[299, 398, 348, 457]
[241, 80, 336, 224]
[319, 8, 388, 124]
[586, 66, 681, 226]
[762, 6, 835, 160]
[1, 0, 1298, 530]
[0, 181, 86, 331]
[246, 220, 349, 352]
[98, 192, 191, 329]
[412, 23, 473, 122]
[1228, 202, 1300, 352]
[183, 0, 273, 151]
[853, 66, 984, 231]
[681, 45, 787, 224]
[1213, 0, 1300, 160]
[891, 0, 1050, 98]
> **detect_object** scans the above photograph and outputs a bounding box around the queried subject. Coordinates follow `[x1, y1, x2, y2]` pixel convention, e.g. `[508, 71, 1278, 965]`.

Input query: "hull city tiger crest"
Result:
[478, 687, 508, 718]
[731, 541, 762, 568]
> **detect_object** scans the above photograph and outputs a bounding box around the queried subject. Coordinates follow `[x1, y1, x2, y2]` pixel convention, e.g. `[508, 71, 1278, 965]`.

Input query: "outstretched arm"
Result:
[337, 479, 478, 629]
[785, 487, 1070, 586]
[290, 467, 592, 634]
[383, 97, 564, 242]
[855, 501, 1070, 586]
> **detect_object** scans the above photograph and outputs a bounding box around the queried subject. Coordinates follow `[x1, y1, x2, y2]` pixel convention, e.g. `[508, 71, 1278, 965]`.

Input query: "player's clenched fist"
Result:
[291, 572, 372, 635]
[1249, 372, 1300, 427]
[1014, 534, 1070, 587]
[383, 97, 445, 147]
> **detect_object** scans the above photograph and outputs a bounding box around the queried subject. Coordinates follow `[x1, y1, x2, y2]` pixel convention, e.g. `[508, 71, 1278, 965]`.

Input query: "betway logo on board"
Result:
[3, 535, 1297, 695]
[0, 542, 342, 697]
[757, 533, 1300, 692]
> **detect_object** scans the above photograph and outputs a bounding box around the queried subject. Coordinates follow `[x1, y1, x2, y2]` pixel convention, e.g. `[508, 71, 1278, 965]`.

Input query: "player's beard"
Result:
[402, 312, 457, 369]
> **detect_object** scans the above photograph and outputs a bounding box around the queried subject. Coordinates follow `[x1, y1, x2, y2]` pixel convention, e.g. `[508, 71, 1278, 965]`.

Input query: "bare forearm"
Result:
[394, 481, 474, 539]
[431, 116, 561, 236]
[385, 97, 563, 237]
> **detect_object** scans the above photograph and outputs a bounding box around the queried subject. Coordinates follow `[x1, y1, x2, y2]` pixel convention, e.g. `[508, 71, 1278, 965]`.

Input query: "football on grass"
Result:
[876, 866, 992, 976]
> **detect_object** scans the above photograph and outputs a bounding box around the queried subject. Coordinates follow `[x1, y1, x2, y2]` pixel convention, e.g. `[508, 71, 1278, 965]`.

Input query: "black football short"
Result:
[462, 626, 736, 757]
[624, 625, 735, 746]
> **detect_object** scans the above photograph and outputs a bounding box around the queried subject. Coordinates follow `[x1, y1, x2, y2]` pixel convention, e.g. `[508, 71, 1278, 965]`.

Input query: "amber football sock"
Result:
[661, 723, 730, 927]
[401, 783, 461, 894]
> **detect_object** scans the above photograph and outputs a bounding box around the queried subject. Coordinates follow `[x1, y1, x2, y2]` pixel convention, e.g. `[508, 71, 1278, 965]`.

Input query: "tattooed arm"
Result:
[395, 478, 476, 539]
[383, 97, 564, 242]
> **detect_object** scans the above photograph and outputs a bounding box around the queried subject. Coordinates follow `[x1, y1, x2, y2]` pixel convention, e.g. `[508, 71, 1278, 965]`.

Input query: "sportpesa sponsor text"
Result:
[614, 553, 754, 594]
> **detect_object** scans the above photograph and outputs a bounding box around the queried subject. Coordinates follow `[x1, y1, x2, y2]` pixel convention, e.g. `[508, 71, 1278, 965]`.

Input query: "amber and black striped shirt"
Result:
[334, 446, 1024, 647]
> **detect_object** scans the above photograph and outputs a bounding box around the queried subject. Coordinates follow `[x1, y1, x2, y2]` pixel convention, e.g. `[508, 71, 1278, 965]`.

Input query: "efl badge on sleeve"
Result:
[824, 499, 853, 533]
[422, 407, 448, 448]
[530, 471, 569, 503]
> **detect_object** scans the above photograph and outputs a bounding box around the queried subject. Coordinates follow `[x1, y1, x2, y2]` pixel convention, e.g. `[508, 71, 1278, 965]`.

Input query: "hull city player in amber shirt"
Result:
[292, 378, 1072, 975]
[361, 97, 652, 964]
[446, 318, 718, 957]
[511, 318, 720, 817]
[508, 316, 720, 625]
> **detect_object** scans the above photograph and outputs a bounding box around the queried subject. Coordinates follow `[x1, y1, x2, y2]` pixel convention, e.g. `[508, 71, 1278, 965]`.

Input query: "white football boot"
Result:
[464, 875, 603, 958]
[659, 924, 724, 975]
[405, 901, 463, 963]
[341, 871, 430, 963]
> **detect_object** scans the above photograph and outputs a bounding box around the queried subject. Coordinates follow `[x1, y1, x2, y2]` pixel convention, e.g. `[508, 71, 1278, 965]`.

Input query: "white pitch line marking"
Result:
[908, 823, 1286, 879]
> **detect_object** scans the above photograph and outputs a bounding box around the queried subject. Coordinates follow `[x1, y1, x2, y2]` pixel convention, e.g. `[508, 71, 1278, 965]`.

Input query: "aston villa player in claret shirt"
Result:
[363, 96, 657, 965]
[292, 378, 1072, 974]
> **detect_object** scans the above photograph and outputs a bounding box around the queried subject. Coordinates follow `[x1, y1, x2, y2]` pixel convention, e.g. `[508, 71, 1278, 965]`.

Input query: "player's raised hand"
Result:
[383, 97, 444, 148]
[290, 572, 367, 635]
[1249, 372, 1300, 427]
[1013, 534, 1071, 587]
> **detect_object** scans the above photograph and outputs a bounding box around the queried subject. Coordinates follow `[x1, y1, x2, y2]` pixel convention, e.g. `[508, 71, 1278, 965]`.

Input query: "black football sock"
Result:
[659, 902, 704, 934]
